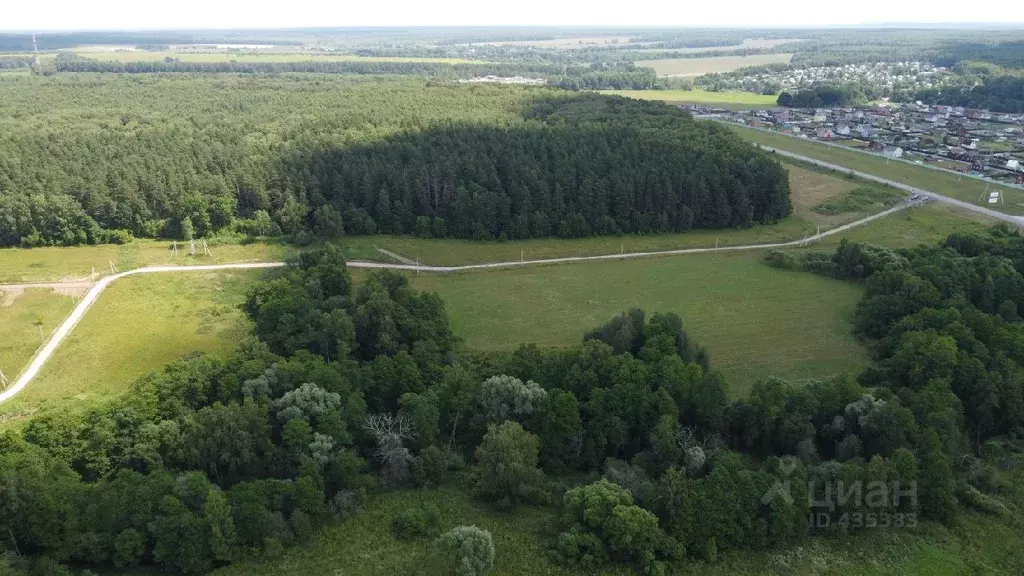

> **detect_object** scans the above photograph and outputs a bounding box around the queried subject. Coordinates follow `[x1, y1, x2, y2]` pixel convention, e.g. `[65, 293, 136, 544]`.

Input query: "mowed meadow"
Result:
[414, 251, 869, 389]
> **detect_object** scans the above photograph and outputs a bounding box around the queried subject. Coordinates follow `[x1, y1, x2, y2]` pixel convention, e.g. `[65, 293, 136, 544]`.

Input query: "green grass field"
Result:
[816, 203, 998, 249]
[0, 289, 77, 390]
[727, 124, 1024, 215]
[635, 54, 794, 76]
[0, 239, 292, 283]
[0, 270, 258, 428]
[601, 89, 778, 108]
[210, 478, 1024, 576]
[76, 51, 486, 65]
[412, 250, 868, 393]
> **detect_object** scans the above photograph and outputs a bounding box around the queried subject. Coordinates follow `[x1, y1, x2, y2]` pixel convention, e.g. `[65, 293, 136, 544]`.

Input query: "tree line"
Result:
[0, 82, 788, 247]
[4, 232, 1023, 575]
[52, 53, 659, 90]
[914, 76, 1024, 114]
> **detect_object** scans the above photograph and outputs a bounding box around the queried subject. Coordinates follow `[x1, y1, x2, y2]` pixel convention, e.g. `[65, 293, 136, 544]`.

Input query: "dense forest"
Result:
[0, 78, 788, 247]
[4, 228, 1024, 574]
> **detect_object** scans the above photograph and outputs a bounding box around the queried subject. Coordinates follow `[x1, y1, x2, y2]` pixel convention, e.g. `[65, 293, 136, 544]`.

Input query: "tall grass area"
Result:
[211, 474, 1024, 576]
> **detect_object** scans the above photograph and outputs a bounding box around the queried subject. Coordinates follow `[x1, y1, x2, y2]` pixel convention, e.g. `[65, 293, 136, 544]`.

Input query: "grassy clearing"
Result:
[211, 480, 1023, 576]
[726, 123, 1024, 215]
[817, 203, 999, 249]
[0, 289, 76, 387]
[77, 51, 486, 64]
[0, 270, 258, 428]
[0, 239, 292, 283]
[601, 89, 777, 108]
[411, 250, 868, 394]
[636, 54, 794, 76]
[812, 186, 906, 217]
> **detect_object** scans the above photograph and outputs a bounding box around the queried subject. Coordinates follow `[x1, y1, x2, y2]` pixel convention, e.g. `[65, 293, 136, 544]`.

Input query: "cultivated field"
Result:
[627, 38, 807, 54]
[76, 51, 486, 64]
[601, 89, 778, 108]
[728, 123, 1024, 214]
[636, 53, 794, 76]
[0, 270, 258, 427]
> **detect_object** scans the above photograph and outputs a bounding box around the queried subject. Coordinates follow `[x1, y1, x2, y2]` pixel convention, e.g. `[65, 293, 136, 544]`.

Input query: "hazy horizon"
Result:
[4, 0, 1024, 33]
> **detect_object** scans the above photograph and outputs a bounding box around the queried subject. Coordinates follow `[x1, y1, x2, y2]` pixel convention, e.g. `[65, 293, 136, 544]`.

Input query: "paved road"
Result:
[0, 202, 915, 405]
[756, 145, 1024, 226]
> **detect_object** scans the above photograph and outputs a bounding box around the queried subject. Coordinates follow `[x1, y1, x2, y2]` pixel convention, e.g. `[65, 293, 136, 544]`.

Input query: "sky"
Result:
[3, 0, 1024, 31]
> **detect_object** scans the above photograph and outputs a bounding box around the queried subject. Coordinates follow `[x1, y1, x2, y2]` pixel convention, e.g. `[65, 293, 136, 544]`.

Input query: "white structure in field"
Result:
[989, 191, 1001, 204]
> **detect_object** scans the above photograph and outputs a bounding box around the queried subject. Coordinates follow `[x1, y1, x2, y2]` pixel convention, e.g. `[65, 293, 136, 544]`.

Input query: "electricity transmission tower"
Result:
[30, 33, 42, 75]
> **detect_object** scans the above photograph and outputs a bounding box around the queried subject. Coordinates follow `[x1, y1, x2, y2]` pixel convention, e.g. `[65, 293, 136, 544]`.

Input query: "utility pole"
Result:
[109, 260, 118, 274]
[171, 241, 179, 256]
[0, 369, 8, 389]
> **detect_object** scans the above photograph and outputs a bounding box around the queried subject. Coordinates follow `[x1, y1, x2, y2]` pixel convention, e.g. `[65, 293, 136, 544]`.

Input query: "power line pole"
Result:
[0, 370, 8, 389]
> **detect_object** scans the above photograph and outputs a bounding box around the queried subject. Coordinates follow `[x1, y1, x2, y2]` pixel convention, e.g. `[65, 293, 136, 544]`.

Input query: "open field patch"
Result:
[727, 123, 1024, 215]
[0, 289, 76, 393]
[816, 202, 999, 249]
[0, 270, 258, 427]
[412, 250, 868, 394]
[601, 89, 778, 108]
[0, 239, 292, 283]
[629, 38, 808, 54]
[636, 53, 794, 76]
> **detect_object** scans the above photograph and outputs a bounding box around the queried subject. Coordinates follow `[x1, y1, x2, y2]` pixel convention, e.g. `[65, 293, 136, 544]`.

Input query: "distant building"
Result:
[882, 146, 904, 159]
[1008, 159, 1022, 171]
[836, 123, 851, 136]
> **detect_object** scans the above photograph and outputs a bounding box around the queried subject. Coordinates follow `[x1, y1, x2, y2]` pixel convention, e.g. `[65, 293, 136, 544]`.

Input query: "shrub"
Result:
[391, 504, 442, 540]
[329, 489, 366, 520]
[413, 446, 448, 487]
[554, 528, 607, 570]
[434, 526, 495, 576]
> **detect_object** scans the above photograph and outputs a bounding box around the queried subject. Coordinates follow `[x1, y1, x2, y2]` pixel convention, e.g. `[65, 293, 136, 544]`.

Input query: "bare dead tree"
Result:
[363, 412, 418, 487]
